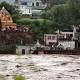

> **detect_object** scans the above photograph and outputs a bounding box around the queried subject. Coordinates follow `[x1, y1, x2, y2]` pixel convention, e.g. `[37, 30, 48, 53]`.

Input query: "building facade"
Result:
[58, 40, 75, 50]
[18, 0, 47, 17]
[0, 0, 47, 17]
[44, 32, 73, 45]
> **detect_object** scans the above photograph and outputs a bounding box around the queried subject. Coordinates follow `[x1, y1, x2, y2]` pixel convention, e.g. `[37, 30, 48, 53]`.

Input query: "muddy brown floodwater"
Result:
[0, 54, 80, 80]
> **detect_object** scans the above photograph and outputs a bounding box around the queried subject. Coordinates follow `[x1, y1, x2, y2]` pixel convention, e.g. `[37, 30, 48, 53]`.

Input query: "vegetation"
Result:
[41, 0, 80, 30]
[16, 18, 55, 40]
[0, 44, 16, 54]
[66, 0, 80, 26]
[13, 75, 25, 80]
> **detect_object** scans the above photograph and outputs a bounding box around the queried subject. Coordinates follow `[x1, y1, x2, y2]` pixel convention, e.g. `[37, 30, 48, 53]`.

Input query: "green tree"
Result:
[41, 4, 72, 31]
[31, 19, 55, 40]
[41, 0, 80, 31]
[16, 18, 55, 40]
[66, 0, 80, 26]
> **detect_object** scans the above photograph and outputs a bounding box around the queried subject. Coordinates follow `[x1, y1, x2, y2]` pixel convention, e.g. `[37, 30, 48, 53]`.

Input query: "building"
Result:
[44, 31, 73, 45]
[0, 0, 47, 17]
[58, 40, 75, 50]
[18, 0, 47, 17]
[44, 31, 76, 50]
[16, 45, 31, 55]
[0, 0, 65, 17]
[44, 34, 58, 45]
[0, 7, 16, 29]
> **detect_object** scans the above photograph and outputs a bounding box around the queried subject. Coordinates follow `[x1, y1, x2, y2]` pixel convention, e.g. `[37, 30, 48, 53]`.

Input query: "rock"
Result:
[61, 62, 68, 65]
[40, 68, 48, 71]
[28, 63, 34, 66]
[34, 69, 41, 72]
[76, 69, 80, 71]
[16, 65, 22, 68]
[57, 75, 62, 78]
[6, 75, 10, 76]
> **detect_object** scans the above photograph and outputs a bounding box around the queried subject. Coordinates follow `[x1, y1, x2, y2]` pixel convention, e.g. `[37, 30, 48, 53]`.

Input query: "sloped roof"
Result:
[0, 7, 10, 15]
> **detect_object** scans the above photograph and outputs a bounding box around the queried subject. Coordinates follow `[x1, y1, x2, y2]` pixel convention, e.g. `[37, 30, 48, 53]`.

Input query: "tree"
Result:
[66, 0, 80, 26]
[41, 0, 80, 31]
[41, 4, 72, 31]
[31, 19, 55, 40]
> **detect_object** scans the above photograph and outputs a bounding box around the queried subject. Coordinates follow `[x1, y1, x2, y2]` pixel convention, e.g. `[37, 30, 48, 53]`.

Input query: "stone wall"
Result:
[0, 31, 33, 45]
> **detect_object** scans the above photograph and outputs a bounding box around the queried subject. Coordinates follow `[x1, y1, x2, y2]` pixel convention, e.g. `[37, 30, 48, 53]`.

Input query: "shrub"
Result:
[0, 44, 16, 54]
[13, 75, 25, 80]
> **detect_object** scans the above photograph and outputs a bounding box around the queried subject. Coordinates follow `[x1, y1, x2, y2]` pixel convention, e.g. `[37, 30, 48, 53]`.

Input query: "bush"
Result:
[13, 75, 25, 80]
[0, 44, 16, 54]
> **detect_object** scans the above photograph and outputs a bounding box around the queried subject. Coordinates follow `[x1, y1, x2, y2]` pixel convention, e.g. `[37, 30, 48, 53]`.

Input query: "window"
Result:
[32, 3, 34, 6]
[47, 36, 51, 40]
[36, 2, 39, 6]
[21, 2, 27, 5]
[52, 36, 55, 40]
[29, 9, 30, 13]
[22, 49, 25, 55]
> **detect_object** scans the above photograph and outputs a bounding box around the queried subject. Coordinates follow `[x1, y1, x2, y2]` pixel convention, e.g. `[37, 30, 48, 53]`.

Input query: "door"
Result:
[22, 49, 25, 55]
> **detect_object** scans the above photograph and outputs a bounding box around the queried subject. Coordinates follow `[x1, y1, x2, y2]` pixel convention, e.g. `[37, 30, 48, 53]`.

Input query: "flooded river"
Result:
[0, 54, 80, 80]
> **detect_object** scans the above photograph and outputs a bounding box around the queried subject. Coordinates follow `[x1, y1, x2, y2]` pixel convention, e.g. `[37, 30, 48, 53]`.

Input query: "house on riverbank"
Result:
[44, 31, 76, 50]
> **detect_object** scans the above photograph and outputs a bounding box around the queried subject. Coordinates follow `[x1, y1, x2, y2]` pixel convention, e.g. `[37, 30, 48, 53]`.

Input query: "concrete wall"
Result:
[16, 46, 31, 55]
[58, 41, 75, 50]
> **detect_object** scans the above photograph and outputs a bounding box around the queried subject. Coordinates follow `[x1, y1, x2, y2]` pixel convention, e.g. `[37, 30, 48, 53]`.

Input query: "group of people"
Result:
[0, 26, 30, 32]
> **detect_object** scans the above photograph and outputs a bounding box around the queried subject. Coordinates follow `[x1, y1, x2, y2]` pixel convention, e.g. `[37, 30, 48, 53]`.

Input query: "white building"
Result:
[16, 45, 31, 55]
[44, 34, 58, 45]
[1, 0, 47, 16]
[18, 0, 47, 16]
[58, 40, 75, 50]
[44, 32, 73, 45]
[44, 32, 75, 50]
